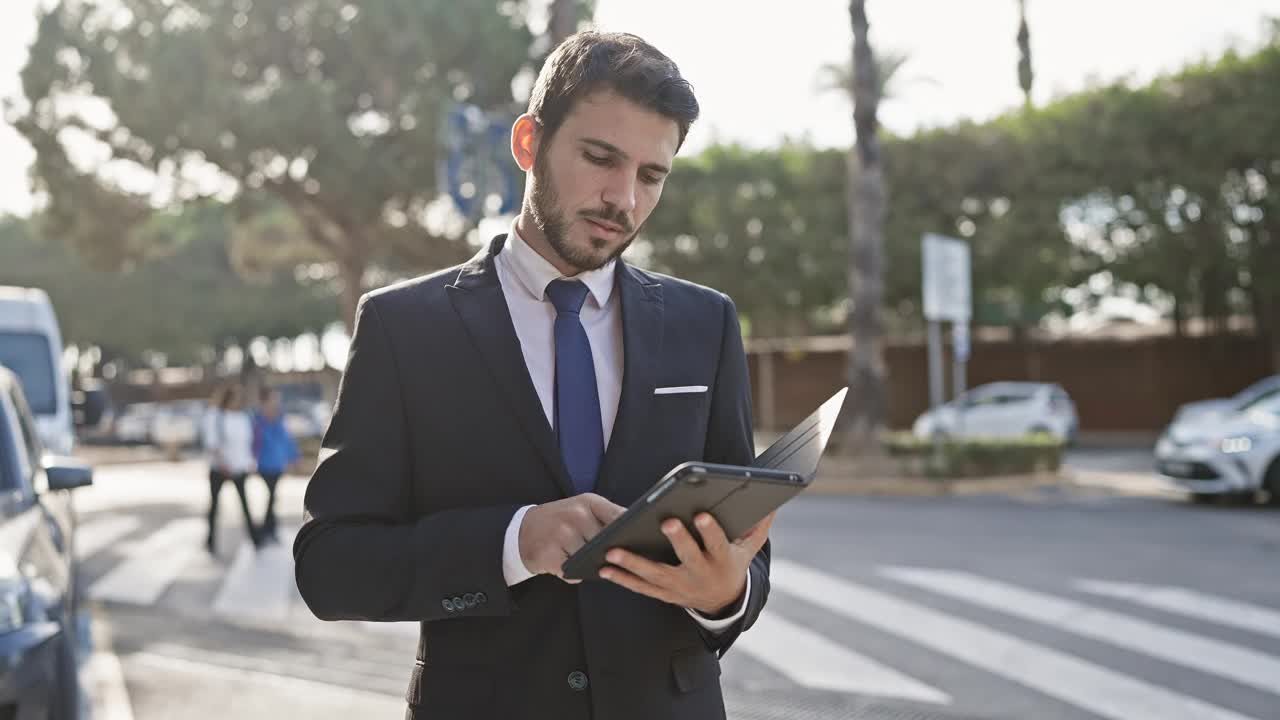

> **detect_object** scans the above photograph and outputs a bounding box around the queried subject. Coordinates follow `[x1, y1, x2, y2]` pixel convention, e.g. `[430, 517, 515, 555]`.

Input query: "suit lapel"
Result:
[597, 261, 664, 498]
[446, 235, 576, 499]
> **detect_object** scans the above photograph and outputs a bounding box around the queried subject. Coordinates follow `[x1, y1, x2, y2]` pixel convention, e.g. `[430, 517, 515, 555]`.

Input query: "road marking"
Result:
[82, 651, 136, 720]
[882, 566, 1280, 695]
[738, 610, 950, 703]
[129, 646, 405, 705]
[89, 518, 205, 605]
[76, 516, 142, 560]
[212, 528, 297, 622]
[771, 560, 1259, 720]
[357, 620, 421, 640]
[1076, 579, 1280, 640]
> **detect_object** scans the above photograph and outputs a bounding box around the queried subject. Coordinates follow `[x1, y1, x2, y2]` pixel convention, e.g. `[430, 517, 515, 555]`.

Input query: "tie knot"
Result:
[546, 279, 590, 315]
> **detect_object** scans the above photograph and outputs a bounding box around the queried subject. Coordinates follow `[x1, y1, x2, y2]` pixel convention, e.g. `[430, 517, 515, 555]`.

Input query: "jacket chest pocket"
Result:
[648, 387, 711, 462]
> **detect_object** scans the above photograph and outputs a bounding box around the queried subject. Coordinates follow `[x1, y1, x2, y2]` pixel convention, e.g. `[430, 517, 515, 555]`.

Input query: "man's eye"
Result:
[640, 174, 661, 185]
[584, 153, 610, 165]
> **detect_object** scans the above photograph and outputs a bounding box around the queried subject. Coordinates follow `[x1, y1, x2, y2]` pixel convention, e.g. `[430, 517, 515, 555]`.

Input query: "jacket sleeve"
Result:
[293, 294, 522, 623]
[698, 293, 770, 657]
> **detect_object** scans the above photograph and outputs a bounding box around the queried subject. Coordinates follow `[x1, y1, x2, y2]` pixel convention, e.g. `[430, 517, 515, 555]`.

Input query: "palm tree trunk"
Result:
[549, 0, 579, 44]
[843, 0, 889, 450]
[1017, 0, 1034, 108]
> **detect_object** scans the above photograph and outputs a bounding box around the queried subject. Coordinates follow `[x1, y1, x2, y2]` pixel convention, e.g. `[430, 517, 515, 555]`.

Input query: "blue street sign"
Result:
[439, 103, 520, 220]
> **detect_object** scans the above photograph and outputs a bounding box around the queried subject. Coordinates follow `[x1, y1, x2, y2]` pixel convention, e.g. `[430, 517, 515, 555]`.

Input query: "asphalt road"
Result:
[70, 456, 1280, 720]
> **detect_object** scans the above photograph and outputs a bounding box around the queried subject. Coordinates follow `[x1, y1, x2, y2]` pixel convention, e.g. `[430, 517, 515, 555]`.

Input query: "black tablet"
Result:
[559, 387, 848, 581]
[560, 461, 807, 581]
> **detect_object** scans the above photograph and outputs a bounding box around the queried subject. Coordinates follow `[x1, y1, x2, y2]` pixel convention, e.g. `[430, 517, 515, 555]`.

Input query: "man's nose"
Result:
[601, 169, 637, 216]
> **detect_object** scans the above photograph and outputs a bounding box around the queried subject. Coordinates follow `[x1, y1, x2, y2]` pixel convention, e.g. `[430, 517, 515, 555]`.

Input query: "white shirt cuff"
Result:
[686, 570, 751, 632]
[502, 505, 537, 586]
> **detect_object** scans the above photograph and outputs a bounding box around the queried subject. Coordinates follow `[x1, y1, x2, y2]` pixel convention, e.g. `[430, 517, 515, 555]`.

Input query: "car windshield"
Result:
[1241, 388, 1280, 417]
[0, 332, 57, 415]
[1234, 376, 1280, 407]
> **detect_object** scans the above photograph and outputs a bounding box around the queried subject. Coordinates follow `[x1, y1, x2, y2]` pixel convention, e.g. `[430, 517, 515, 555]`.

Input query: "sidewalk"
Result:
[77, 444, 190, 466]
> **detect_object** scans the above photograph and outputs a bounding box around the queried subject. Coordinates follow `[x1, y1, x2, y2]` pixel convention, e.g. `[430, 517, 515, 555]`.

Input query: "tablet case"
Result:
[561, 387, 847, 581]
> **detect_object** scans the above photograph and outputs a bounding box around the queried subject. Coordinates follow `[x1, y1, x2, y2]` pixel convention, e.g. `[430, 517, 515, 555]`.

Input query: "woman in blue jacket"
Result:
[252, 387, 300, 544]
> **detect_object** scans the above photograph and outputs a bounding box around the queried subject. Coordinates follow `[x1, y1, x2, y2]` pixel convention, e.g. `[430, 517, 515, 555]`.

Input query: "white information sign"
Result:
[922, 233, 972, 322]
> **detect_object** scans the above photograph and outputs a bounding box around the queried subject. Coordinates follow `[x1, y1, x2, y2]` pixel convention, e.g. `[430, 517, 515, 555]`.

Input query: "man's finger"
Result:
[600, 566, 676, 605]
[661, 518, 707, 568]
[605, 548, 673, 587]
[692, 513, 731, 559]
[735, 511, 777, 551]
[584, 493, 627, 525]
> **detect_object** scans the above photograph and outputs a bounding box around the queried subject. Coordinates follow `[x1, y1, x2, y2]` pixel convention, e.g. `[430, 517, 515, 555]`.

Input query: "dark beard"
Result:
[529, 148, 638, 273]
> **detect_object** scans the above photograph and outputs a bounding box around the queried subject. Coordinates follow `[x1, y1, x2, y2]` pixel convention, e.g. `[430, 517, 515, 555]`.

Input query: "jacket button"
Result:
[567, 670, 588, 692]
[463, 592, 476, 608]
[441, 599, 455, 613]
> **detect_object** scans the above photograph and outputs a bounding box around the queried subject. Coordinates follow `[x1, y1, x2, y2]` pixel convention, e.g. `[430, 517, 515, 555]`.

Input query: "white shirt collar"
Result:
[501, 220, 616, 308]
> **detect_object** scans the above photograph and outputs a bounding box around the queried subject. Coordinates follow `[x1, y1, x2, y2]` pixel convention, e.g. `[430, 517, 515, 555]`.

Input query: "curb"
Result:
[806, 471, 1061, 497]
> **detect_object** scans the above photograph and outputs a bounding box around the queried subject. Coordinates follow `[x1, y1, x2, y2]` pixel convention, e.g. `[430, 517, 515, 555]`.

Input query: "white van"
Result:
[0, 287, 74, 454]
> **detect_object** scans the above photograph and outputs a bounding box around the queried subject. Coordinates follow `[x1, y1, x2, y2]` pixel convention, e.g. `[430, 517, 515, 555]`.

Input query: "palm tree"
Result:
[1017, 0, 1034, 108]
[815, 50, 914, 102]
[842, 0, 888, 449]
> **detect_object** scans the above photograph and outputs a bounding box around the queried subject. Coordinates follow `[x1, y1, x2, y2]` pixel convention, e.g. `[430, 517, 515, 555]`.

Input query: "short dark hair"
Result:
[528, 31, 699, 151]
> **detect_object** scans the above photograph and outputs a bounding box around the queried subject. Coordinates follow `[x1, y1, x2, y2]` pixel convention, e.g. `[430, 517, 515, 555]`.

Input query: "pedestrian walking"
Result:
[203, 384, 259, 554]
[252, 386, 300, 545]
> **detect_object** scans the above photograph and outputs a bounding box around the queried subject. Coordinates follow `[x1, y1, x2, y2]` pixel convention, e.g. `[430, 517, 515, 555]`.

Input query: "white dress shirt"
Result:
[495, 222, 749, 631]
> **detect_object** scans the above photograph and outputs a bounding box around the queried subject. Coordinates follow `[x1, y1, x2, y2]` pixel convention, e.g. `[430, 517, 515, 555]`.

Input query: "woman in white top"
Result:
[203, 384, 259, 554]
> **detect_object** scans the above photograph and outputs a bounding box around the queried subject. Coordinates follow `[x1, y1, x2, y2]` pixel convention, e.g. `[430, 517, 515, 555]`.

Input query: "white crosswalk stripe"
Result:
[771, 559, 1261, 720]
[73, 510, 1280, 720]
[89, 518, 206, 605]
[737, 610, 950, 703]
[1075, 579, 1280, 640]
[76, 515, 142, 560]
[212, 528, 298, 623]
[882, 566, 1280, 695]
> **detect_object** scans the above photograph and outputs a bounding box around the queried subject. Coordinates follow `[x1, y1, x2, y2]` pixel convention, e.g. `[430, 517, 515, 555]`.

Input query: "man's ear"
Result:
[511, 114, 540, 172]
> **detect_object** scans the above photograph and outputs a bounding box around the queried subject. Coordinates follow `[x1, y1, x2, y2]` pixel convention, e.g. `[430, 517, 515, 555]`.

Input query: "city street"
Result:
[72, 457, 1279, 720]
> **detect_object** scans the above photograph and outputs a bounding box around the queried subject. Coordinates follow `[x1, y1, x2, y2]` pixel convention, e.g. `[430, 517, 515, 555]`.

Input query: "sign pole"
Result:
[921, 232, 973, 473]
[927, 320, 946, 470]
[952, 322, 969, 438]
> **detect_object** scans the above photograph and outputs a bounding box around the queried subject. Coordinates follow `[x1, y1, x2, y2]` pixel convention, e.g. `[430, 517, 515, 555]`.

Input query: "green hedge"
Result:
[882, 432, 1065, 479]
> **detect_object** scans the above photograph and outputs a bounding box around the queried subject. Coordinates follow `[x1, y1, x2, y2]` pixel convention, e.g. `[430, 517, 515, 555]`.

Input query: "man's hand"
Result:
[519, 493, 626, 583]
[600, 511, 775, 615]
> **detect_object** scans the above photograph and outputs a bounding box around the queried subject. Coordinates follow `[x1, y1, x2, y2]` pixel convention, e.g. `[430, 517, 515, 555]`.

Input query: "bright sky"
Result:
[0, 0, 1275, 217]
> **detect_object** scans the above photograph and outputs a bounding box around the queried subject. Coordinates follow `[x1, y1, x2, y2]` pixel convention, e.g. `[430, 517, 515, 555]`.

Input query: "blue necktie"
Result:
[546, 279, 604, 494]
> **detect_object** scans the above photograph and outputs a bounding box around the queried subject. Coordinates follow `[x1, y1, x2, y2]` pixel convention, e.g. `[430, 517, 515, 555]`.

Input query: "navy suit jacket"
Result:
[294, 234, 770, 720]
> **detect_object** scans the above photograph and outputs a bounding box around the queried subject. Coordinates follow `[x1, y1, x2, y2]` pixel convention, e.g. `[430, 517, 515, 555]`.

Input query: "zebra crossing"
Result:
[77, 510, 1280, 720]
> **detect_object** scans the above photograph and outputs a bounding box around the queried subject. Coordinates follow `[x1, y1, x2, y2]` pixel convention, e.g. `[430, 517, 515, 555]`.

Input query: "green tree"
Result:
[0, 207, 338, 365]
[641, 144, 849, 337]
[12, 0, 537, 328]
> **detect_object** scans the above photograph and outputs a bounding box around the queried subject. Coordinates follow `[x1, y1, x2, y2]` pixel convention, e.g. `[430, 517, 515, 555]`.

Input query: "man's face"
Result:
[528, 90, 680, 273]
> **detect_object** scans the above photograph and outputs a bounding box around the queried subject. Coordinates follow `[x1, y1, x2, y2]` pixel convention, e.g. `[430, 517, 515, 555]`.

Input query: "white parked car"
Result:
[284, 400, 331, 439]
[1170, 374, 1280, 425]
[150, 400, 204, 449]
[113, 402, 157, 444]
[1155, 387, 1280, 503]
[912, 382, 1078, 442]
[0, 286, 75, 454]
